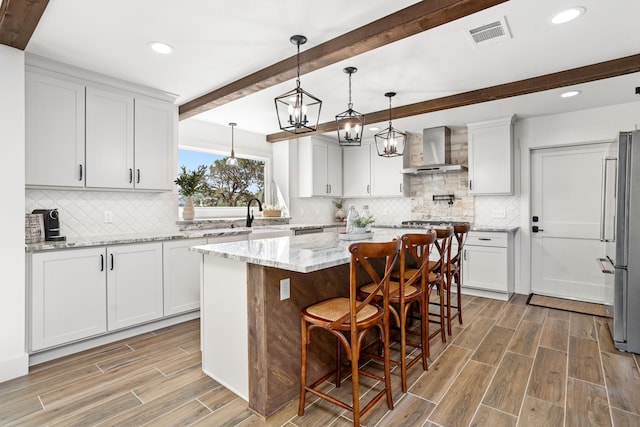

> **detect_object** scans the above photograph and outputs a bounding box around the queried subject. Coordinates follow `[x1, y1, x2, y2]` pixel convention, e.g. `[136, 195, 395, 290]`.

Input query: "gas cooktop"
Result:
[401, 220, 470, 228]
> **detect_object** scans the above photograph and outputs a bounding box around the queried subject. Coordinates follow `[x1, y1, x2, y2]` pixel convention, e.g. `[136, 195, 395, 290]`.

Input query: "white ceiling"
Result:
[26, 0, 640, 138]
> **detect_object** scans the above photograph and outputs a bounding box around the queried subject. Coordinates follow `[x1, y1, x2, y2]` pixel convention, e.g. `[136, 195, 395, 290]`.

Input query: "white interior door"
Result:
[531, 143, 613, 304]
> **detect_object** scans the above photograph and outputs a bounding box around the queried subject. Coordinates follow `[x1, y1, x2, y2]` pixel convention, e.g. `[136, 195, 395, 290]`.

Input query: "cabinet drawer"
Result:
[466, 232, 507, 247]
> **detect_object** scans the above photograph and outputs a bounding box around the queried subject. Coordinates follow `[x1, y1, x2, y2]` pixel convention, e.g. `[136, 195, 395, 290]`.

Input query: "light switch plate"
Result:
[492, 208, 507, 219]
[104, 211, 113, 223]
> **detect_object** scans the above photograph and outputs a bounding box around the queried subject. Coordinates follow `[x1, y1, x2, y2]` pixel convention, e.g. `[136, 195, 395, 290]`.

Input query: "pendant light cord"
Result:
[388, 96, 392, 128]
[296, 41, 301, 89]
[348, 72, 353, 110]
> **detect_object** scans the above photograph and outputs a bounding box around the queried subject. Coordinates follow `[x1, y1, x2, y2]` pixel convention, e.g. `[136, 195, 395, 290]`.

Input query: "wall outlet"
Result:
[492, 208, 507, 219]
[383, 209, 388, 216]
[280, 278, 291, 300]
[104, 211, 113, 223]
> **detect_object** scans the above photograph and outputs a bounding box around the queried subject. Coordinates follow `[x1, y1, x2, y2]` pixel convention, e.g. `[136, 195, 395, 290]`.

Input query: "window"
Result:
[178, 147, 267, 210]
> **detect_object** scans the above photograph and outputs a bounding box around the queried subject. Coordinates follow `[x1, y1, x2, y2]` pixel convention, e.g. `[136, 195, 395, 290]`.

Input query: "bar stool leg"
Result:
[299, 318, 308, 416]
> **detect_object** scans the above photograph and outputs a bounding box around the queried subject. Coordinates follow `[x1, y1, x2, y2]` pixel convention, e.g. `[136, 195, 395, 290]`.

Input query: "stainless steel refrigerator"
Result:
[598, 130, 640, 353]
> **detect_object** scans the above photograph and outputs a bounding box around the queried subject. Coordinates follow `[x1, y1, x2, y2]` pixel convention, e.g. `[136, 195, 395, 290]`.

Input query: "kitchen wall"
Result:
[1, 45, 28, 382]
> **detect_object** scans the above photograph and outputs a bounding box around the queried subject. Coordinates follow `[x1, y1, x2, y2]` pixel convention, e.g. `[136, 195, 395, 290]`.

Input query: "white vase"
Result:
[335, 208, 345, 222]
[183, 195, 195, 220]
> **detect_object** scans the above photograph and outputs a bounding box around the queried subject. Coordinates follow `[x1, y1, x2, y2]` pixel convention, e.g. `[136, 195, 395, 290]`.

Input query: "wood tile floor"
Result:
[1, 294, 640, 426]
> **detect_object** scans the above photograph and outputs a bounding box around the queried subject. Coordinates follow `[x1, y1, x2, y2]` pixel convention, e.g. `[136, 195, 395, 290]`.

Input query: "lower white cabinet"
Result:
[462, 231, 514, 300]
[163, 238, 206, 316]
[30, 247, 107, 351]
[107, 243, 164, 330]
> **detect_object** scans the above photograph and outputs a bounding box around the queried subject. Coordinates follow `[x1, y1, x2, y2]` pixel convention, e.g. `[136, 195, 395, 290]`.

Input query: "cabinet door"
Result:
[342, 144, 371, 197]
[25, 72, 85, 187]
[371, 147, 404, 196]
[326, 143, 343, 196]
[134, 97, 176, 190]
[462, 245, 508, 292]
[31, 248, 107, 351]
[85, 87, 134, 189]
[311, 140, 329, 196]
[107, 242, 163, 330]
[468, 118, 513, 195]
[163, 239, 206, 316]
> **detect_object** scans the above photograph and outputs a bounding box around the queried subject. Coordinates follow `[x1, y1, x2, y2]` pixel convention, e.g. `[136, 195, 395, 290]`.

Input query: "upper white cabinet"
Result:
[85, 87, 134, 188]
[343, 144, 404, 197]
[467, 116, 515, 195]
[26, 72, 85, 188]
[25, 64, 176, 191]
[298, 137, 342, 197]
[134, 97, 176, 190]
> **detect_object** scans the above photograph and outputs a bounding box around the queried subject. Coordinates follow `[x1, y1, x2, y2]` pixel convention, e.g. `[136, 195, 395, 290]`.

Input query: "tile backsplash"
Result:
[26, 189, 178, 238]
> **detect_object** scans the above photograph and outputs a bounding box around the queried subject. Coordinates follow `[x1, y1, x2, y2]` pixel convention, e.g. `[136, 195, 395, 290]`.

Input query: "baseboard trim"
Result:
[0, 353, 29, 383]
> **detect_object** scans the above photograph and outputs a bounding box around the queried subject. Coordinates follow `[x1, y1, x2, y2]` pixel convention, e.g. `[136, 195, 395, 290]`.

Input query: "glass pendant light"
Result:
[335, 67, 365, 146]
[274, 35, 322, 134]
[226, 122, 239, 167]
[374, 92, 406, 157]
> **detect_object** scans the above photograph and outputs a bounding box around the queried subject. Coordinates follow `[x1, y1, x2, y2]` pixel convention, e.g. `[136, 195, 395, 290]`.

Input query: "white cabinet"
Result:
[163, 238, 205, 316]
[134, 97, 176, 191]
[25, 67, 176, 191]
[107, 242, 164, 330]
[343, 144, 404, 197]
[25, 72, 85, 188]
[462, 231, 514, 301]
[343, 145, 371, 197]
[30, 248, 107, 351]
[298, 137, 342, 197]
[467, 116, 515, 195]
[85, 87, 134, 188]
[371, 148, 404, 197]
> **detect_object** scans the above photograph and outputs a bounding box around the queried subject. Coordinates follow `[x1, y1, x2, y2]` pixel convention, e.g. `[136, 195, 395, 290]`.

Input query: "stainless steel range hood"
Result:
[402, 126, 467, 174]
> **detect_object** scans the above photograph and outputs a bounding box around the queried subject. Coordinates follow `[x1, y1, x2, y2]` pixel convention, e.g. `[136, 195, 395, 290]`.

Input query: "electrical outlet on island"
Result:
[104, 211, 113, 223]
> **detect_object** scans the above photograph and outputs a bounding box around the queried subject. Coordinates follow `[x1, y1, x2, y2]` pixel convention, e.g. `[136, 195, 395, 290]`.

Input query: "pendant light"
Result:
[374, 92, 406, 157]
[274, 35, 322, 134]
[226, 122, 239, 167]
[335, 67, 365, 146]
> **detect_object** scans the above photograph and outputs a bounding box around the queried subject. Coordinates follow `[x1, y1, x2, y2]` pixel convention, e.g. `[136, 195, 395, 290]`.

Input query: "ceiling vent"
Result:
[467, 17, 512, 46]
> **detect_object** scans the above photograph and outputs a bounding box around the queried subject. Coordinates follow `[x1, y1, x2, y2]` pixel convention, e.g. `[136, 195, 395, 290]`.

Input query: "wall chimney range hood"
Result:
[402, 126, 467, 174]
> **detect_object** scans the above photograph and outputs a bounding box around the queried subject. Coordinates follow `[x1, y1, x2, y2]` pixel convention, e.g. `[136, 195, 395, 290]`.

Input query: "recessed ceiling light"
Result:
[561, 90, 581, 98]
[369, 127, 380, 131]
[551, 7, 586, 24]
[148, 41, 174, 55]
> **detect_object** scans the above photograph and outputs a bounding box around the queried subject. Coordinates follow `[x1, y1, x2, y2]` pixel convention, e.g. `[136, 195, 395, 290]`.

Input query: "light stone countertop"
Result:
[191, 228, 413, 273]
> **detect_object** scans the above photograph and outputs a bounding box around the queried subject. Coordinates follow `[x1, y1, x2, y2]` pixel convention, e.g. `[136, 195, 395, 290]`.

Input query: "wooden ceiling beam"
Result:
[0, 0, 49, 50]
[178, 0, 508, 120]
[266, 53, 640, 142]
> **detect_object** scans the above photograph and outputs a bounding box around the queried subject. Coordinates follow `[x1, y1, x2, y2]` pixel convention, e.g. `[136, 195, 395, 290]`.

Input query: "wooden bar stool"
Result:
[298, 240, 399, 426]
[426, 227, 454, 342]
[360, 231, 437, 393]
[444, 223, 471, 334]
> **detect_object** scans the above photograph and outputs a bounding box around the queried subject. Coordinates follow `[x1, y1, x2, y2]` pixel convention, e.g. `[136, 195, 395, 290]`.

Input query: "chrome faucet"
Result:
[246, 198, 263, 227]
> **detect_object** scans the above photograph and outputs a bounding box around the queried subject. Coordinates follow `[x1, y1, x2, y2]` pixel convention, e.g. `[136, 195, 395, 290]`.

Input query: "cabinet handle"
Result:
[329, 184, 331, 193]
[478, 238, 491, 241]
[100, 254, 104, 271]
[469, 179, 472, 190]
[367, 184, 370, 194]
[464, 249, 467, 261]
[400, 183, 402, 193]
[79, 164, 83, 181]
[110, 253, 114, 270]
[136, 169, 141, 184]
[129, 168, 133, 184]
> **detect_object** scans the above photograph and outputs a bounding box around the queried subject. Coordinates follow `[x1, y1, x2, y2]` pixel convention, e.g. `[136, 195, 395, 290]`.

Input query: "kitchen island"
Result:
[191, 229, 406, 417]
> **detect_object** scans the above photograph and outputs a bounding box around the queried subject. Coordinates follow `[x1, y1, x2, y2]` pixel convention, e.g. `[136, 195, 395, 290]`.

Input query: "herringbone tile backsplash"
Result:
[26, 189, 179, 238]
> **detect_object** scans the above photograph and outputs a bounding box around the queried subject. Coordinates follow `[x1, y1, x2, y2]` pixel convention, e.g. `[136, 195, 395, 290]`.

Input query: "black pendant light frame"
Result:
[274, 35, 322, 134]
[374, 92, 406, 157]
[335, 67, 365, 146]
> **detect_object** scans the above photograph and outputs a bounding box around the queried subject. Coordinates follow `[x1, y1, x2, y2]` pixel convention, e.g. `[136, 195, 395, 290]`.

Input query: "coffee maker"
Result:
[31, 209, 66, 241]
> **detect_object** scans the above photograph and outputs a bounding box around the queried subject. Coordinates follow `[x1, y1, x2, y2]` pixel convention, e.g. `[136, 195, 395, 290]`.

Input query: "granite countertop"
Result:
[191, 228, 408, 273]
[373, 224, 519, 233]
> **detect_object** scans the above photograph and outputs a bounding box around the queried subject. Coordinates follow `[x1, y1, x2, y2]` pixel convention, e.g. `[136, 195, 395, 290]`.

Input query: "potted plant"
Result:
[262, 205, 282, 218]
[352, 215, 375, 233]
[175, 165, 207, 220]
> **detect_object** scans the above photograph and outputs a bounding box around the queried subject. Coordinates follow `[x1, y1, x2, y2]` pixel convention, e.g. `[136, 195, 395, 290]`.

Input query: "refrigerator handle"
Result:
[600, 156, 616, 242]
[596, 257, 615, 274]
